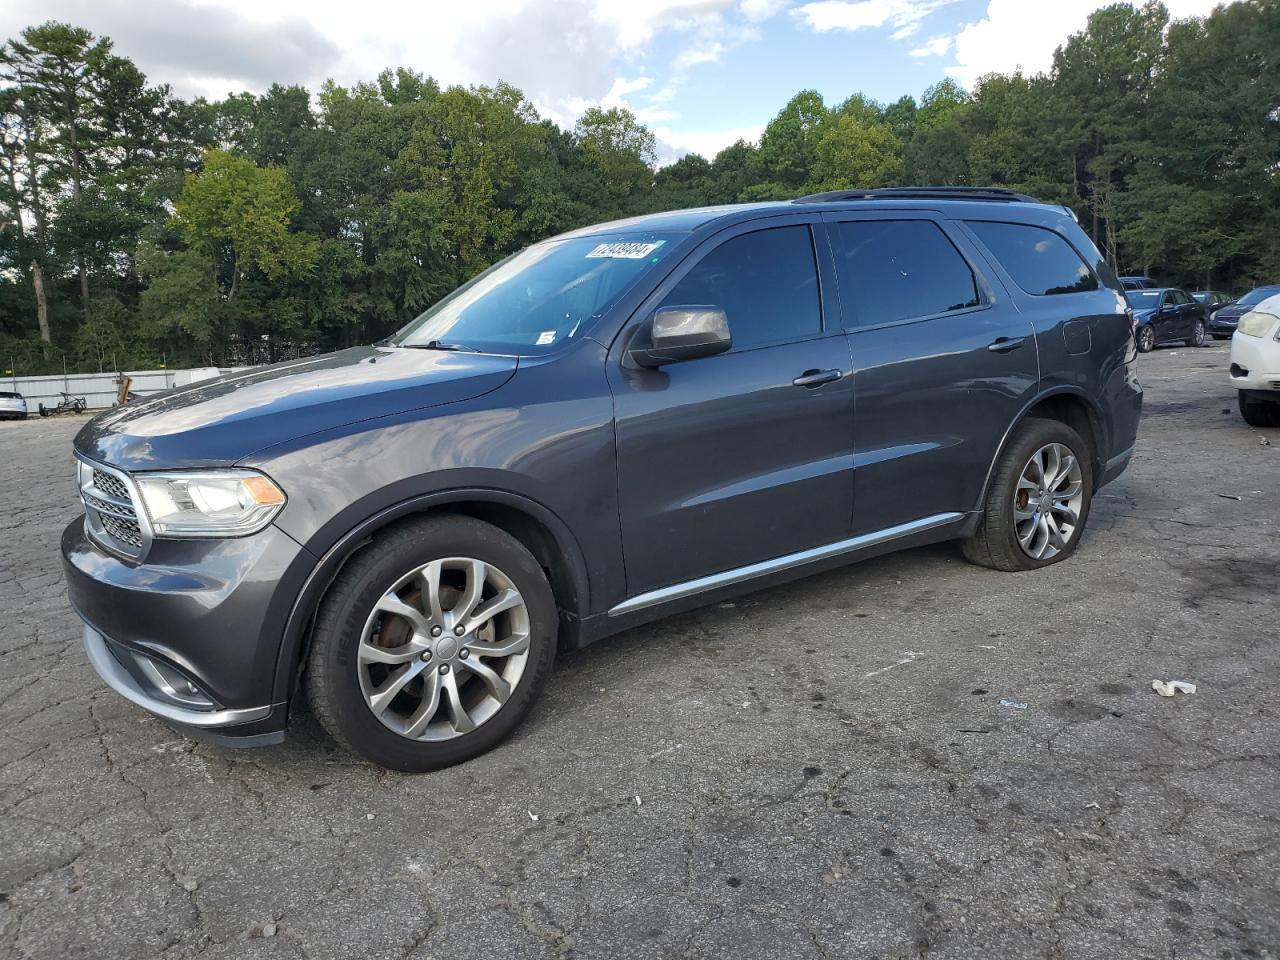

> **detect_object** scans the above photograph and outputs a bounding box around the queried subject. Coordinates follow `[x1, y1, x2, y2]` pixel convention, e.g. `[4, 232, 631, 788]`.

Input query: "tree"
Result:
[173, 149, 316, 300]
[746, 90, 829, 197]
[811, 115, 902, 190]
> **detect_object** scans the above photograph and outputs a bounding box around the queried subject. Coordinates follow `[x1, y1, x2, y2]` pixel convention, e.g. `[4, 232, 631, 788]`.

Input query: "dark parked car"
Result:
[64, 187, 1143, 771]
[1192, 290, 1233, 315]
[1120, 275, 1158, 290]
[1208, 285, 1280, 339]
[1125, 287, 1207, 352]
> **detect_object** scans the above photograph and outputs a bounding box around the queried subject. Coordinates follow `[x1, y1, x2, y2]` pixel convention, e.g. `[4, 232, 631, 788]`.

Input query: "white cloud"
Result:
[944, 0, 1224, 87]
[791, 0, 957, 38]
[0, 0, 753, 127]
[653, 123, 766, 163]
[909, 34, 952, 57]
[739, 0, 792, 20]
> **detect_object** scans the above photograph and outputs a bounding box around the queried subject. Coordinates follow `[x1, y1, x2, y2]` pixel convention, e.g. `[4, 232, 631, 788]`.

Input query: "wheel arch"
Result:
[975, 388, 1106, 515]
[271, 488, 591, 705]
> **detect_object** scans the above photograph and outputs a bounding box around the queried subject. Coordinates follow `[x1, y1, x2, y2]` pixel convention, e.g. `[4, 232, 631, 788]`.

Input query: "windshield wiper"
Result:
[400, 340, 481, 353]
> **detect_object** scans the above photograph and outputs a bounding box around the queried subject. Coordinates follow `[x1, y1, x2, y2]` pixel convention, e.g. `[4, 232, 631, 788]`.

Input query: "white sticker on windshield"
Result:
[536, 330, 556, 345]
[585, 241, 664, 260]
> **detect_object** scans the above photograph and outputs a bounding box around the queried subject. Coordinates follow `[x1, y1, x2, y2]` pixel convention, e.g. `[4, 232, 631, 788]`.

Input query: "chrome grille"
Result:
[100, 512, 144, 548]
[92, 469, 129, 501]
[79, 459, 148, 559]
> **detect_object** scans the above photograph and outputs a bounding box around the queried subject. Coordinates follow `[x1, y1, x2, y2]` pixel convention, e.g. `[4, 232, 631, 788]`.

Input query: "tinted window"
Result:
[660, 225, 821, 350]
[831, 220, 980, 326]
[966, 221, 1098, 296]
[1168, 289, 1189, 305]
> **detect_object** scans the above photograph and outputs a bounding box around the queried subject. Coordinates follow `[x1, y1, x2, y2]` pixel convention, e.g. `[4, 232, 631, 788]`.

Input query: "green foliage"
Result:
[1, 2, 1277, 373]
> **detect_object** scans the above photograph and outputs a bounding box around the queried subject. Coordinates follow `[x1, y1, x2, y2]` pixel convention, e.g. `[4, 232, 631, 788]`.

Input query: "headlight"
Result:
[1235, 310, 1280, 338]
[134, 470, 286, 537]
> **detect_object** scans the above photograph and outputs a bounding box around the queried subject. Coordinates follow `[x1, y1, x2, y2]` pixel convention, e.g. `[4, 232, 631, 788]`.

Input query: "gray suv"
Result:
[63, 188, 1142, 771]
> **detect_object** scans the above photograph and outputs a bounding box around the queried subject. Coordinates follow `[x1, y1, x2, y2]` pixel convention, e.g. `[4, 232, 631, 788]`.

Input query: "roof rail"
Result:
[793, 186, 1041, 204]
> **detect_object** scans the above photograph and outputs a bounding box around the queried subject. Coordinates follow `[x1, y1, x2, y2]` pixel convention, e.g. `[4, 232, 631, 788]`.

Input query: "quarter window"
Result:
[659, 225, 822, 350]
[966, 221, 1099, 297]
[831, 220, 980, 327]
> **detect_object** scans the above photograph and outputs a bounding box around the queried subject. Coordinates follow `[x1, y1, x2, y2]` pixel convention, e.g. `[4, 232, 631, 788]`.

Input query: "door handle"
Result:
[792, 368, 842, 388]
[988, 336, 1027, 353]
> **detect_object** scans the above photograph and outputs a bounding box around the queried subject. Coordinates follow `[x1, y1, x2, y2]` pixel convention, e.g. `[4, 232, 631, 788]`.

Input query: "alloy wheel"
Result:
[1191, 321, 1205, 346]
[357, 557, 531, 741]
[1139, 326, 1155, 352]
[1012, 442, 1085, 561]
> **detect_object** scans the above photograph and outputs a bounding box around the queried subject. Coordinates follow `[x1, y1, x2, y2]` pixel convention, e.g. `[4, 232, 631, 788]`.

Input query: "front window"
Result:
[1235, 287, 1279, 308]
[393, 233, 682, 355]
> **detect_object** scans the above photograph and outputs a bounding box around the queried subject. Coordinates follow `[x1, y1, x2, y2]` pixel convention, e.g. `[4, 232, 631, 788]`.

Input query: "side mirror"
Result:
[629, 306, 732, 368]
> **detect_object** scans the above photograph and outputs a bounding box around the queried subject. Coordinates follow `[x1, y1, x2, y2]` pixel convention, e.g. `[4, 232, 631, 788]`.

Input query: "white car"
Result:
[1229, 292, 1280, 427]
[0, 391, 27, 420]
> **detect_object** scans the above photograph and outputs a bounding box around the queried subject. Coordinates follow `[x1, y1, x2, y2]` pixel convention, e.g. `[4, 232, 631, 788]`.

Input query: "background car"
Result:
[0, 391, 27, 420]
[1209, 284, 1280, 339]
[1192, 290, 1234, 316]
[1228, 292, 1280, 427]
[1120, 275, 1158, 290]
[1125, 287, 1207, 352]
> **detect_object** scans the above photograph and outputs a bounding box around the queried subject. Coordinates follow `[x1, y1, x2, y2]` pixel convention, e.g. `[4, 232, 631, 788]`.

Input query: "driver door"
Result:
[606, 219, 855, 597]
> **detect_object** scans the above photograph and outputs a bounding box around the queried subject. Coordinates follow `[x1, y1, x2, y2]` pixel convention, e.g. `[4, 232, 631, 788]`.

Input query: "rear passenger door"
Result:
[823, 213, 1039, 535]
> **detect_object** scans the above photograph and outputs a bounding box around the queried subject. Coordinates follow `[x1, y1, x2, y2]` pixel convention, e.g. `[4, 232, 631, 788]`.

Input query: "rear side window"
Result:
[831, 220, 980, 327]
[967, 221, 1098, 296]
[660, 225, 821, 350]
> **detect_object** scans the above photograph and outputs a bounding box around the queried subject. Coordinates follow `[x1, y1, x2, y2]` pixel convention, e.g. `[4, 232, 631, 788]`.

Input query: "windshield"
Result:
[1235, 287, 1278, 308]
[1125, 290, 1162, 307]
[393, 233, 682, 355]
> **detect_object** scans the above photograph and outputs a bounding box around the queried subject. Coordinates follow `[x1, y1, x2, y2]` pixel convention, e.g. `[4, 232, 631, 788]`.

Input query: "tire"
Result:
[1238, 392, 1280, 428]
[1187, 320, 1205, 347]
[962, 418, 1094, 572]
[306, 514, 558, 772]
[1136, 325, 1156, 353]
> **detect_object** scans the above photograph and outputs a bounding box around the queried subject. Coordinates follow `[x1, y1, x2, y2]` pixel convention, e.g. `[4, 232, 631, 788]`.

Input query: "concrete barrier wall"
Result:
[3, 367, 243, 411]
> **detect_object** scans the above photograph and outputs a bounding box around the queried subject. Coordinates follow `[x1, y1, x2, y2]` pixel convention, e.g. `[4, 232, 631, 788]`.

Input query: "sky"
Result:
[0, 0, 1229, 162]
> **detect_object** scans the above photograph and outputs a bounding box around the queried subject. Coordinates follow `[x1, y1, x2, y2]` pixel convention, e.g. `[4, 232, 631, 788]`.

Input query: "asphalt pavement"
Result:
[1, 339, 1277, 960]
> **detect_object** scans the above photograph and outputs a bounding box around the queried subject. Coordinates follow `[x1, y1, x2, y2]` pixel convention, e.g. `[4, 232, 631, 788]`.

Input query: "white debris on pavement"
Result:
[1152, 679, 1197, 697]
[999, 698, 1028, 710]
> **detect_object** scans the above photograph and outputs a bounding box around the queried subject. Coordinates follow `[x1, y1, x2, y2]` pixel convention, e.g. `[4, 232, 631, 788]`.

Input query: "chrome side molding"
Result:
[607, 512, 963, 617]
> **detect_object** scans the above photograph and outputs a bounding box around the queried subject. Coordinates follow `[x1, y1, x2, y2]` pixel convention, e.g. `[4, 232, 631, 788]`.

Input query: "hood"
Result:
[1131, 308, 1157, 323]
[75, 346, 518, 471]
[1213, 304, 1247, 320]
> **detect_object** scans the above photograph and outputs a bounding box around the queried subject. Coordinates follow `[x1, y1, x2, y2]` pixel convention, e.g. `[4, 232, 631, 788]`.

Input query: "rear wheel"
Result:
[1238, 392, 1280, 428]
[1136, 325, 1156, 353]
[1188, 320, 1205, 347]
[963, 418, 1093, 572]
[306, 515, 558, 772]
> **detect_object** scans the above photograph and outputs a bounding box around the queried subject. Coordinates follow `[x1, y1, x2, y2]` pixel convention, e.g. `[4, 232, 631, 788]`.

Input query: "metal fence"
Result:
[3, 367, 242, 412]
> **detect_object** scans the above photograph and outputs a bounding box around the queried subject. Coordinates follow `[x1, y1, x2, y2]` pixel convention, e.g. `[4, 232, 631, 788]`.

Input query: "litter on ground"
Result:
[1152, 679, 1197, 697]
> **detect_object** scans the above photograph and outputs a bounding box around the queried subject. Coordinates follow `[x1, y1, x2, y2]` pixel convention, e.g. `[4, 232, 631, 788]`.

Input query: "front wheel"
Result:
[1238, 392, 1280, 428]
[963, 418, 1094, 572]
[1136, 325, 1156, 353]
[306, 515, 558, 772]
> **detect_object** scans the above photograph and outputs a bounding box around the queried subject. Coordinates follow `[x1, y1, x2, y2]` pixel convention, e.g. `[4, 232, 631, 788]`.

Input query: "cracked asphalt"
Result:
[2, 340, 1278, 960]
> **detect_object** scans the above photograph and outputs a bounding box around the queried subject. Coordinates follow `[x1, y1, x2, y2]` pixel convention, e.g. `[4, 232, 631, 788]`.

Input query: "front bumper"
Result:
[63, 515, 314, 740]
[1208, 315, 1240, 335]
[1228, 333, 1280, 393]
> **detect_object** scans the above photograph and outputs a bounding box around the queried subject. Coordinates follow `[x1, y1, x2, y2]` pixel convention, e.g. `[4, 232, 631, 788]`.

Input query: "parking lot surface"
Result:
[1, 341, 1277, 960]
